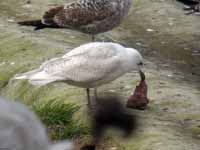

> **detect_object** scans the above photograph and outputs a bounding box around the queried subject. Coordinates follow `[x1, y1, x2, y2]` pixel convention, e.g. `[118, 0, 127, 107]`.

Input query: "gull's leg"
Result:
[94, 88, 98, 102]
[184, 1, 200, 15]
[86, 88, 91, 108]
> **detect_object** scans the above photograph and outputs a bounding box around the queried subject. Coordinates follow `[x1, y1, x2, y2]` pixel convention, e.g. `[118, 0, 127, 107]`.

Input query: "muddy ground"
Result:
[0, 0, 199, 150]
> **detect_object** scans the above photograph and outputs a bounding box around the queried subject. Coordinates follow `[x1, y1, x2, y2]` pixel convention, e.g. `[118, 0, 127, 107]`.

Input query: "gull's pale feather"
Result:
[63, 42, 120, 58]
[58, 42, 128, 87]
[13, 58, 69, 86]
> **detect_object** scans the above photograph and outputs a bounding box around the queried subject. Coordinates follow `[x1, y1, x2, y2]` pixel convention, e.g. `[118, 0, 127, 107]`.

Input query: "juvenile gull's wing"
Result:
[43, 0, 118, 27]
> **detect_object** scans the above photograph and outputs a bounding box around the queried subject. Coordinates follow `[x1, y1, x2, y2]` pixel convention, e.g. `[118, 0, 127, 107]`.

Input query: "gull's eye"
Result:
[138, 62, 143, 66]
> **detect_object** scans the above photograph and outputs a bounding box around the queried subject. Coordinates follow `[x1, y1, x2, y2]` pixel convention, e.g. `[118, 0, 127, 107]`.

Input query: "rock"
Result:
[26, 0, 31, 4]
[7, 19, 15, 22]
[146, 28, 154, 32]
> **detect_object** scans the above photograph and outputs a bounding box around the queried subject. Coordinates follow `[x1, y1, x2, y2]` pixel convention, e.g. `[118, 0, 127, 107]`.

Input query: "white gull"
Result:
[13, 42, 143, 107]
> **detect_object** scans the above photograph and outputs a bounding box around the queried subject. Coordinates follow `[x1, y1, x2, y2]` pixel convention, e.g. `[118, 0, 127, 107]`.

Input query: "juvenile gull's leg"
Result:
[184, 1, 200, 15]
[86, 88, 91, 108]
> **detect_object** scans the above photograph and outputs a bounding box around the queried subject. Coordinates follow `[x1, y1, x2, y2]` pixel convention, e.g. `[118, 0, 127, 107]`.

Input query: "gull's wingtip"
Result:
[11, 74, 28, 81]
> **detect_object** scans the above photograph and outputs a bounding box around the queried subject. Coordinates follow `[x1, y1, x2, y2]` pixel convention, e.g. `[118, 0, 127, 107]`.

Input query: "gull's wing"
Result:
[44, 46, 122, 84]
[43, 0, 117, 27]
[14, 43, 124, 86]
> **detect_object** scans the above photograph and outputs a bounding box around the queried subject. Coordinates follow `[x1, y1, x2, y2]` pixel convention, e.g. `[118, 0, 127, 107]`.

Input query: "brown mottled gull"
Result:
[18, 0, 133, 41]
[13, 42, 144, 108]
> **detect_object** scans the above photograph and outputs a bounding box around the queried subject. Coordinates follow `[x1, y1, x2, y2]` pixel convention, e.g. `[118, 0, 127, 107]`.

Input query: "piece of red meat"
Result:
[127, 72, 149, 110]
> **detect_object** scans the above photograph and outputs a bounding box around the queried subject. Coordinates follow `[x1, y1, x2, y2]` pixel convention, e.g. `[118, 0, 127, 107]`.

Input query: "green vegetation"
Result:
[32, 99, 89, 140]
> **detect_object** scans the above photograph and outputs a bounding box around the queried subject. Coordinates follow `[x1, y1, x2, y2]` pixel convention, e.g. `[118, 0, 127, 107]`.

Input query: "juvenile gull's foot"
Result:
[183, 3, 200, 15]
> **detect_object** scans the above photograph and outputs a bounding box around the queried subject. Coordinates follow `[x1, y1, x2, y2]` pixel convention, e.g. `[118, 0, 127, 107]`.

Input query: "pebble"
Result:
[110, 147, 117, 150]
[109, 90, 116, 93]
[70, 36, 76, 39]
[0, 24, 4, 27]
[183, 5, 190, 9]
[10, 62, 15, 65]
[0, 62, 6, 66]
[175, 93, 182, 97]
[136, 42, 142, 46]
[161, 41, 166, 44]
[146, 28, 154, 32]
[193, 50, 200, 53]
[167, 74, 173, 77]
[7, 19, 15, 23]
[22, 4, 32, 9]
[159, 81, 166, 85]
[119, 86, 124, 90]
[184, 47, 190, 50]
[168, 22, 173, 26]
[26, 0, 31, 4]
[162, 107, 169, 111]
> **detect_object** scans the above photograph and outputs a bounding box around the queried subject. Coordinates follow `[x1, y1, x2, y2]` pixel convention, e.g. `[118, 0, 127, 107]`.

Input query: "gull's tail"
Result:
[18, 20, 42, 26]
[17, 20, 59, 30]
[18, 6, 63, 30]
[13, 69, 56, 86]
[17, 20, 48, 30]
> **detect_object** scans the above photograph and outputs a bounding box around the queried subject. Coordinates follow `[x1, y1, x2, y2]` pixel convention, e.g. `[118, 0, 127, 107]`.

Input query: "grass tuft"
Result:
[32, 99, 89, 140]
[32, 99, 79, 125]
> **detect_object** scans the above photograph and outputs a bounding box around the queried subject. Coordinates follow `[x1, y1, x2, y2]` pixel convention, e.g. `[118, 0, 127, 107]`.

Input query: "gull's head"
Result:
[126, 48, 143, 70]
[126, 48, 145, 80]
